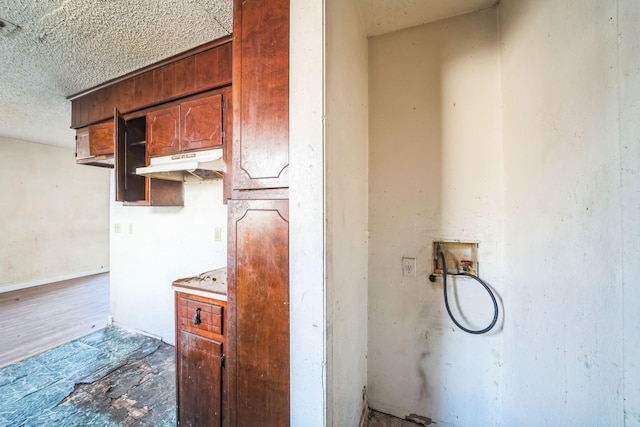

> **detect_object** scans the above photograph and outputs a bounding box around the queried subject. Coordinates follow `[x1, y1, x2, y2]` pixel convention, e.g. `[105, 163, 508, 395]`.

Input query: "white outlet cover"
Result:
[402, 257, 417, 278]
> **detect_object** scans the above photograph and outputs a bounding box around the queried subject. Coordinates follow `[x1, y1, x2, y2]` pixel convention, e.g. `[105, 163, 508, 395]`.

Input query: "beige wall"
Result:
[368, 9, 503, 424]
[0, 138, 110, 291]
[325, 0, 369, 424]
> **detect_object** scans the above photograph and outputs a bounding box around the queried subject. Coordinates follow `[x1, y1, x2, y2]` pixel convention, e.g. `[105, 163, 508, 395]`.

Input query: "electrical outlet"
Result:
[402, 257, 417, 277]
[214, 227, 222, 242]
[114, 223, 120, 234]
[432, 241, 478, 275]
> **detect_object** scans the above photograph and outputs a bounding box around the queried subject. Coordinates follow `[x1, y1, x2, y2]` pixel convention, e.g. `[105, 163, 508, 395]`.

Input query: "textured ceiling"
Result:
[0, 0, 495, 150]
[0, 0, 232, 149]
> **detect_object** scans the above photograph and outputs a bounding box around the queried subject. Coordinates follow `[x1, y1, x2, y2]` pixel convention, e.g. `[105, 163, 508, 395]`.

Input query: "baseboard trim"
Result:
[0, 269, 109, 293]
[359, 402, 369, 427]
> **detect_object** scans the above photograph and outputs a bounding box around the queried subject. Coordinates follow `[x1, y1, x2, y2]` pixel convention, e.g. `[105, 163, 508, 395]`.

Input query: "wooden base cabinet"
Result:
[175, 292, 228, 427]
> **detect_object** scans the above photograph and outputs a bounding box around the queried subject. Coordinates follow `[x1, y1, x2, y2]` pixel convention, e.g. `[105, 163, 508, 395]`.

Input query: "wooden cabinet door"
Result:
[88, 121, 114, 156]
[232, 0, 290, 192]
[114, 109, 126, 202]
[181, 92, 224, 152]
[147, 105, 180, 158]
[178, 331, 224, 427]
[76, 121, 114, 162]
[75, 128, 90, 160]
[228, 199, 290, 427]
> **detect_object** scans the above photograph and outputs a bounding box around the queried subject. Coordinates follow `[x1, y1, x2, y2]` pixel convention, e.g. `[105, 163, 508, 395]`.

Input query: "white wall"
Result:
[619, 1, 640, 424]
[325, 0, 369, 425]
[0, 137, 110, 291]
[109, 179, 227, 343]
[368, 10, 503, 426]
[289, 0, 327, 424]
[500, 0, 636, 425]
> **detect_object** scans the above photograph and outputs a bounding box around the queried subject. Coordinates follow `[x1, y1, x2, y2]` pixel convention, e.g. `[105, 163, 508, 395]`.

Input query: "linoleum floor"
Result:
[0, 326, 176, 426]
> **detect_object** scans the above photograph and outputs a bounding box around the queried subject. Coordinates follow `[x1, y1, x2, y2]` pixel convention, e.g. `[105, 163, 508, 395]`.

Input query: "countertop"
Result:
[172, 266, 227, 300]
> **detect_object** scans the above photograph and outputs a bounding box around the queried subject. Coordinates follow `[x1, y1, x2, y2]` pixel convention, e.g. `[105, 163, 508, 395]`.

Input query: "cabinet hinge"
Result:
[222, 129, 225, 141]
[221, 353, 226, 368]
[222, 99, 225, 110]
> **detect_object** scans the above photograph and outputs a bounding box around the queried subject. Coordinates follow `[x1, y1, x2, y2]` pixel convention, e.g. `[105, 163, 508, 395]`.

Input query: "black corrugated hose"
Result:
[436, 251, 498, 334]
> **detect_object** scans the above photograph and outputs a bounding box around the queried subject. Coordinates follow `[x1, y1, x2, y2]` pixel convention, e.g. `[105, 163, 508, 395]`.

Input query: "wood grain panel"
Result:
[88, 121, 114, 156]
[134, 72, 154, 108]
[86, 91, 101, 125]
[228, 199, 290, 427]
[175, 56, 196, 97]
[69, 38, 232, 129]
[196, 43, 233, 90]
[96, 87, 113, 120]
[146, 178, 184, 207]
[147, 106, 180, 158]
[75, 127, 90, 159]
[181, 93, 223, 151]
[178, 294, 224, 337]
[152, 68, 164, 102]
[117, 78, 136, 114]
[161, 63, 176, 100]
[115, 109, 126, 202]
[178, 331, 223, 427]
[233, 0, 290, 191]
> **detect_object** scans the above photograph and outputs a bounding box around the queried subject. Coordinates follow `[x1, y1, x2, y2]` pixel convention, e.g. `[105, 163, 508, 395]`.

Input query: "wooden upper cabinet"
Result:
[147, 89, 228, 158]
[181, 93, 223, 152]
[147, 106, 180, 158]
[69, 37, 232, 130]
[75, 129, 91, 159]
[232, 0, 290, 192]
[115, 108, 183, 206]
[88, 121, 114, 156]
[75, 120, 114, 167]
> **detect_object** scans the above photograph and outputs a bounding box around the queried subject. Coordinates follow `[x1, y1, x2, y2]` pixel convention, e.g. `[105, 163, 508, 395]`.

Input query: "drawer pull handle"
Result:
[193, 308, 202, 325]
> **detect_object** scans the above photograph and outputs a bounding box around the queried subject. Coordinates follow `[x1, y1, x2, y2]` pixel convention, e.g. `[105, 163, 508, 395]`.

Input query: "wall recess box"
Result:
[432, 241, 478, 275]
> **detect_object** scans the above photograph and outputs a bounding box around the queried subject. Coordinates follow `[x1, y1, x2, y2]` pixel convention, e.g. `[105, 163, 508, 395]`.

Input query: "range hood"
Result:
[136, 149, 224, 182]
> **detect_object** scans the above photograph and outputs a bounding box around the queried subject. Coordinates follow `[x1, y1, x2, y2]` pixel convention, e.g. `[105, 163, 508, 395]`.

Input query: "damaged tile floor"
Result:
[0, 326, 175, 426]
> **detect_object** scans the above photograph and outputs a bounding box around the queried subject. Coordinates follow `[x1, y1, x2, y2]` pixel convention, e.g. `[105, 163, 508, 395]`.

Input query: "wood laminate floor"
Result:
[0, 276, 176, 426]
[0, 273, 110, 368]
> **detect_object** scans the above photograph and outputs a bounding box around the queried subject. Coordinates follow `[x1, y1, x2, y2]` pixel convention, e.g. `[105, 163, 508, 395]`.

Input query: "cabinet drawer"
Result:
[177, 294, 224, 337]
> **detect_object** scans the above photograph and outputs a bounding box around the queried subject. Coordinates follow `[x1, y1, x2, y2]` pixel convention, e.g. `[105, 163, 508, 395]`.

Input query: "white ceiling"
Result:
[0, 0, 496, 150]
[358, 0, 498, 37]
